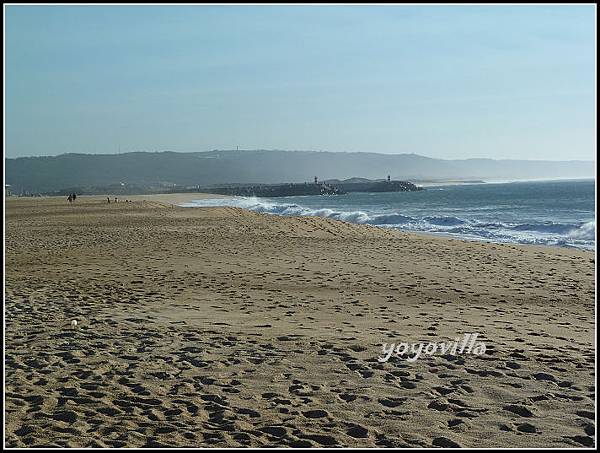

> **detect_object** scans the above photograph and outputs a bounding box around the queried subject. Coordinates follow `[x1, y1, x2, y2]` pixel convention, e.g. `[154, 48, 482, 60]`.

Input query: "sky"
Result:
[4, 5, 596, 160]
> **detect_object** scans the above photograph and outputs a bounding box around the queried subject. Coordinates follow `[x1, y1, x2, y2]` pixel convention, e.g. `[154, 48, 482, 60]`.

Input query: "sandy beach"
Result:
[4, 195, 596, 448]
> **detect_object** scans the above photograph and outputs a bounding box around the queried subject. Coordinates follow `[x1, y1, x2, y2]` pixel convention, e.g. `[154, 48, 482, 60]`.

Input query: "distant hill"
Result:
[5, 150, 595, 194]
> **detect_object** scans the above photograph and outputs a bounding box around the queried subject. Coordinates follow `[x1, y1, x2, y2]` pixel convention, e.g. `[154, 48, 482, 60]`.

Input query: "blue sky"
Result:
[5, 5, 596, 160]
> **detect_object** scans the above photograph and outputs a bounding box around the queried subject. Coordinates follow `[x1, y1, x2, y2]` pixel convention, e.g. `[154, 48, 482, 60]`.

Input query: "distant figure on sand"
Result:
[67, 194, 73, 203]
[72, 193, 77, 202]
[107, 197, 110, 204]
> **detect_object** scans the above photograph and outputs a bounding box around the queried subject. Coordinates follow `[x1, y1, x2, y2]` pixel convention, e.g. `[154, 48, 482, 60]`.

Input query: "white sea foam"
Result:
[182, 196, 595, 250]
[568, 221, 595, 241]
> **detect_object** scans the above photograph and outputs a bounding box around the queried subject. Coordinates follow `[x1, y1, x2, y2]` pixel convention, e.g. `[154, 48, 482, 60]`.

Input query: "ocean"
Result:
[182, 179, 596, 250]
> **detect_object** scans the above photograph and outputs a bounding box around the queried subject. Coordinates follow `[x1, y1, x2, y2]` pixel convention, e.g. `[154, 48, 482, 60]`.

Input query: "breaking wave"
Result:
[182, 197, 595, 250]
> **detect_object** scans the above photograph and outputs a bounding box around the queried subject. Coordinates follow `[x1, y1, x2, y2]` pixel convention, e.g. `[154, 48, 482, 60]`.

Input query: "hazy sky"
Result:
[5, 5, 596, 160]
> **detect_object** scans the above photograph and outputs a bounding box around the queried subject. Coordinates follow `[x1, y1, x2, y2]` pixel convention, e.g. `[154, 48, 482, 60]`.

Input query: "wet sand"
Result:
[4, 195, 596, 448]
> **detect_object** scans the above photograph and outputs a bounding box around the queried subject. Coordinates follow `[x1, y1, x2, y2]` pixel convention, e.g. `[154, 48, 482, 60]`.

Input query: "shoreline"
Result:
[8, 192, 594, 252]
[177, 196, 595, 253]
[415, 176, 595, 187]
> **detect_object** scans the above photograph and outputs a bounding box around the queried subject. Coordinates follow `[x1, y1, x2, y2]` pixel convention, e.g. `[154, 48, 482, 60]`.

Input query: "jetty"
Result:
[199, 176, 422, 198]
[204, 181, 343, 197]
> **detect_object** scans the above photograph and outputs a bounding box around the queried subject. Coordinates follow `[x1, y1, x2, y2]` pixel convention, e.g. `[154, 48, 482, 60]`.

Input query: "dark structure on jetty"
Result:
[201, 177, 422, 198]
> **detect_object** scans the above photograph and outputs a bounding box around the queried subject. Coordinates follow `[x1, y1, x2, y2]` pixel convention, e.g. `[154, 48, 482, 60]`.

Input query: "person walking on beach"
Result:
[67, 194, 73, 203]
[107, 197, 111, 204]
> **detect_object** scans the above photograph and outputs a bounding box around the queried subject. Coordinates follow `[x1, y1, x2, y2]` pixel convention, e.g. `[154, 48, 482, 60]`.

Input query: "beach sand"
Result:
[4, 195, 596, 448]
